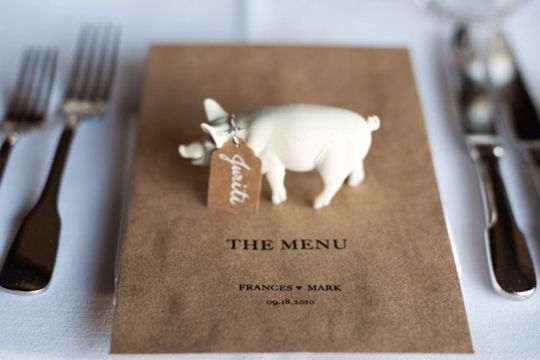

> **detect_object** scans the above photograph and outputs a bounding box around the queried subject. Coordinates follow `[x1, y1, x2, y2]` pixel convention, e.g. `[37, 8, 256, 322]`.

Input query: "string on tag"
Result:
[229, 113, 240, 148]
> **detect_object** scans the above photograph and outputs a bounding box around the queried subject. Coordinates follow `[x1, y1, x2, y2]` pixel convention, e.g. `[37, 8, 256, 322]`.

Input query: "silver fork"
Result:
[0, 48, 57, 186]
[0, 24, 120, 293]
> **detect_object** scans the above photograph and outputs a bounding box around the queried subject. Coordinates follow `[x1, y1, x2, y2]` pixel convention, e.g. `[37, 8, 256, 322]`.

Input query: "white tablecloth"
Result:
[1, 0, 540, 359]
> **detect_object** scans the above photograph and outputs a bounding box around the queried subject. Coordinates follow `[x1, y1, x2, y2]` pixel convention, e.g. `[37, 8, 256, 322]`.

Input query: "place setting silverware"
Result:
[0, 48, 57, 187]
[488, 32, 540, 197]
[447, 25, 536, 300]
[0, 24, 121, 293]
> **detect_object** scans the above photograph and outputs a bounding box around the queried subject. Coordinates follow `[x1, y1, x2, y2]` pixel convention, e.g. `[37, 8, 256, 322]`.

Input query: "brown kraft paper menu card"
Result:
[110, 45, 473, 353]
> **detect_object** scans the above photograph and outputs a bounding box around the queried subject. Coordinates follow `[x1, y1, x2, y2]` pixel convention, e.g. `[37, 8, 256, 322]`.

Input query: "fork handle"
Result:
[0, 118, 78, 292]
[0, 136, 17, 187]
[471, 144, 536, 299]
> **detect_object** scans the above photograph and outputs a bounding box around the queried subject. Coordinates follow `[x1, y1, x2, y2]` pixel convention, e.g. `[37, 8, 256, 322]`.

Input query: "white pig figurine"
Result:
[179, 98, 380, 209]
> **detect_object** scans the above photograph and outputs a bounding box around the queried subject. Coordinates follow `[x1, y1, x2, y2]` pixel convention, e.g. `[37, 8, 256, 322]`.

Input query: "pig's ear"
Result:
[204, 98, 228, 122]
[201, 123, 224, 147]
[200, 123, 218, 141]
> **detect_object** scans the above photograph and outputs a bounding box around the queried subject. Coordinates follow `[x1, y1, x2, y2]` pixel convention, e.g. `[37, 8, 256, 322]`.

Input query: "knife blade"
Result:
[449, 26, 536, 300]
[489, 32, 540, 195]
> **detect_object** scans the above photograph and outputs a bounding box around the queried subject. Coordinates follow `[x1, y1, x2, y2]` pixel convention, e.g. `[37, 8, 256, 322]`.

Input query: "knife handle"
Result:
[470, 144, 536, 299]
[523, 147, 540, 198]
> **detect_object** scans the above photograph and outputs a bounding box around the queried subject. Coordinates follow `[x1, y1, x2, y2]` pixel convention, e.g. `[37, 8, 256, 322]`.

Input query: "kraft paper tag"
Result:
[207, 139, 262, 215]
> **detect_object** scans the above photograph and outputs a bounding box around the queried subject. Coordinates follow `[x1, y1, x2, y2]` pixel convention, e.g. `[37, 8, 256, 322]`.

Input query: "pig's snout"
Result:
[178, 144, 189, 158]
[178, 143, 204, 159]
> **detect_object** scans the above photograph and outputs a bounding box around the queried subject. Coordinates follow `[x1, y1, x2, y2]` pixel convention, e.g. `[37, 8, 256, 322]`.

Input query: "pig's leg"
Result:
[313, 148, 350, 209]
[347, 161, 365, 187]
[264, 159, 287, 205]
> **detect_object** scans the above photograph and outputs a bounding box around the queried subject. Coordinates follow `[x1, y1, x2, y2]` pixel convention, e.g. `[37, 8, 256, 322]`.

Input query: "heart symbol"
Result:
[296, 286, 302, 290]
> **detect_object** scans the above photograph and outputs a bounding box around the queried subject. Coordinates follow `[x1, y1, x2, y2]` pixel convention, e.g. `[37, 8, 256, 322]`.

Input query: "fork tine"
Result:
[5, 49, 32, 118]
[79, 25, 101, 99]
[34, 49, 57, 120]
[66, 25, 90, 99]
[7, 49, 38, 119]
[26, 49, 51, 120]
[89, 24, 112, 101]
[98, 25, 121, 102]
[20, 50, 47, 120]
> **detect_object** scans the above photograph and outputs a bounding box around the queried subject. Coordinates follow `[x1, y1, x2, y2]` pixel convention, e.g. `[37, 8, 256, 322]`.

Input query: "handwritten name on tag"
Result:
[207, 139, 262, 215]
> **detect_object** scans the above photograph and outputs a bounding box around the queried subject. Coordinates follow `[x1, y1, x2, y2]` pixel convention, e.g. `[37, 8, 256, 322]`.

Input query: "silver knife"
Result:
[448, 26, 536, 300]
[489, 32, 540, 196]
